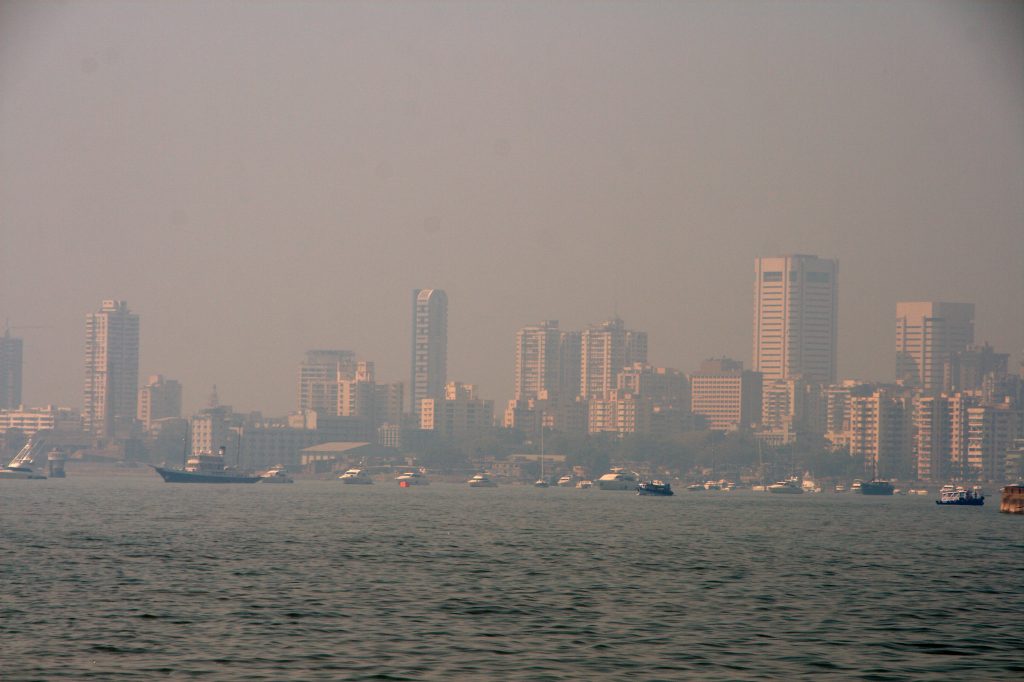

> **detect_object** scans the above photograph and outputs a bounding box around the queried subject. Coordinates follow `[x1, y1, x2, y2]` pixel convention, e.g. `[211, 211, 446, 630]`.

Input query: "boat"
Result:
[703, 480, 721, 491]
[597, 468, 639, 490]
[834, 484, 847, 493]
[767, 477, 804, 494]
[935, 484, 984, 506]
[468, 471, 495, 485]
[259, 464, 294, 484]
[534, 423, 549, 487]
[637, 480, 674, 496]
[1000, 485, 1024, 514]
[396, 470, 429, 486]
[850, 480, 863, 493]
[152, 447, 262, 484]
[338, 468, 374, 484]
[556, 474, 576, 487]
[0, 437, 47, 479]
[907, 488, 929, 496]
[686, 483, 704, 491]
[860, 479, 895, 495]
[575, 479, 593, 489]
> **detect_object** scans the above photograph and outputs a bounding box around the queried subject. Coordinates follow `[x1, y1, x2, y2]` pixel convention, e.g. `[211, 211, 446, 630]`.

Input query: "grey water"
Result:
[1, 478, 1021, 680]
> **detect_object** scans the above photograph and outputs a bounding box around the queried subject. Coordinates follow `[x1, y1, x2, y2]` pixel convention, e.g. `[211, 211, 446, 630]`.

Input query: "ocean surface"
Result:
[1, 476, 1021, 680]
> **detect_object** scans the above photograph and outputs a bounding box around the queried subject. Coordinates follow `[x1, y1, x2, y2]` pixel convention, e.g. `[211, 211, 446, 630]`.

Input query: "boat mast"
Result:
[182, 420, 190, 468]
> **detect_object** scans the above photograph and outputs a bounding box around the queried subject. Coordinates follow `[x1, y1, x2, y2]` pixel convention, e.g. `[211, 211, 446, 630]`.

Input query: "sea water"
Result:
[1, 477, 1021, 680]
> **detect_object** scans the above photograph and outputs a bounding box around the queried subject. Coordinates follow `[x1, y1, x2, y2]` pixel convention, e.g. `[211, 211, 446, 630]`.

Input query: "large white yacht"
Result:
[557, 475, 576, 487]
[396, 470, 429, 486]
[767, 477, 804, 494]
[339, 468, 374, 484]
[467, 473, 497, 488]
[596, 468, 639, 491]
[259, 465, 294, 484]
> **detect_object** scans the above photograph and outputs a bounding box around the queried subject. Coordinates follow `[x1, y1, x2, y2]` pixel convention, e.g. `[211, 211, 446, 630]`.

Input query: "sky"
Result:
[1, 0, 1022, 416]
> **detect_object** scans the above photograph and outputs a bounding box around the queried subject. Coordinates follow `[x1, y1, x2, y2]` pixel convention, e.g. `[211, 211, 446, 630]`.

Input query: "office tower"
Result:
[298, 350, 356, 413]
[753, 254, 838, 384]
[0, 330, 23, 410]
[514, 320, 562, 401]
[895, 301, 974, 392]
[689, 358, 763, 432]
[83, 300, 140, 438]
[410, 288, 448, 418]
[137, 374, 183, 430]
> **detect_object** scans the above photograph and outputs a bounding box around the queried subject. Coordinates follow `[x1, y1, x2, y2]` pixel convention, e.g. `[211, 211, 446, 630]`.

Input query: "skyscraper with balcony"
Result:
[753, 255, 838, 385]
[411, 289, 448, 419]
[580, 317, 647, 400]
[0, 330, 23, 410]
[83, 300, 140, 438]
[895, 301, 974, 392]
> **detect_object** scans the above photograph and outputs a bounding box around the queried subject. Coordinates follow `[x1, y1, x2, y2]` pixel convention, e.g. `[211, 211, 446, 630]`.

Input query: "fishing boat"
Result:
[153, 446, 262, 483]
[935, 484, 984, 506]
[636, 480, 674, 496]
[0, 437, 47, 479]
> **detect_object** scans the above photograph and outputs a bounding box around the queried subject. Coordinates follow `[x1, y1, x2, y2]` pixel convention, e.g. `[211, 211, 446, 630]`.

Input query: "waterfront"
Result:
[2, 478, 1021, 680]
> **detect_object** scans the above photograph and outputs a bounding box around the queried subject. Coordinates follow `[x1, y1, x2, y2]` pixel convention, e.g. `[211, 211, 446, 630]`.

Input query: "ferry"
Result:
[636, 480, 674, 496]
[935, 484, 984, 506]
[153, 447, 262, 484]
[259, 464, 294, 484]
[597, 468, 639, 490]
[339, 468, 374, 484]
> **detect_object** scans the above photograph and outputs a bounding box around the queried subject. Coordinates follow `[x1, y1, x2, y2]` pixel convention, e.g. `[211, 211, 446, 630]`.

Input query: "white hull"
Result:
[0, 468, 46, 480]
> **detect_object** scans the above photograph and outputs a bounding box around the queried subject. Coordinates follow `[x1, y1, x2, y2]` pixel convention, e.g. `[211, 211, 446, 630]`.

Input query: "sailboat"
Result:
[534, 422, 549, 488]
[861, 453, 894, 496]
[0, 436, 47, 479]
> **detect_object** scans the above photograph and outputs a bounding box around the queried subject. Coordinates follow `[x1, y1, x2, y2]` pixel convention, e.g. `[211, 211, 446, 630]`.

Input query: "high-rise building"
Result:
[514, 320, 562, 401]
[580, 318, 647, 400]
[83, 300, 140, 438]
[411, 289, 448, 419]
[420, 382, 493, 439]
[0, 329, 23, 410]
[298, 350, 356, 413]
[753, 255, 838, 384]
[848, 389, 912, 480]
[689, 358, 762, 432]
[895, 301, 974, 392]
[137, 374, 183, 430]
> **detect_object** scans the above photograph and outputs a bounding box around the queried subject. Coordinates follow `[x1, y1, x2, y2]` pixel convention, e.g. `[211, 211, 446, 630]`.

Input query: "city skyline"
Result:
[1, 2, 1021, 414]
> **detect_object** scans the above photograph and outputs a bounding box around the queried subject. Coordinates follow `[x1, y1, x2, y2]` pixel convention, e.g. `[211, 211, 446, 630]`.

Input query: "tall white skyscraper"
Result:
[0, 329, 23, 410]
[83, 299, 140, 438]
[753, 254, 838, 384]
[411, 288, 448, 418]
[895, 301, 974, 392]
[580, 317, 647, 399]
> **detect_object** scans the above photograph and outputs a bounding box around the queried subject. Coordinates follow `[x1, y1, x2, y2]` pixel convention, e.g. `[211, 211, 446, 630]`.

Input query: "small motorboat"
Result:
[637, 480, 674, 496]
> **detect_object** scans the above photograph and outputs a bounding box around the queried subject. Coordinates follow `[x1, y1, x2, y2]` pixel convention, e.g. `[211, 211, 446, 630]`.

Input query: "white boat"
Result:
[557, 475, 576, 487]
[259, 464, 294, 483]
[597, 468, 639, 491]
[907, 488, 929, 496]
[767, 477, 804, 494]
[576, 479, 593, 489]
[467, 473, 497, 488]
[339, 468, 374, 484]
[396, 470, 429, 486]
[0, 437, 47, 480]
[850, 480, 863, 493]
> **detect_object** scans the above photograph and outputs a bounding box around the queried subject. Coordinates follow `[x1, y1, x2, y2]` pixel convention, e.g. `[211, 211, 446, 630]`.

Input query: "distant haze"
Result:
[1, 0, 1021, 415]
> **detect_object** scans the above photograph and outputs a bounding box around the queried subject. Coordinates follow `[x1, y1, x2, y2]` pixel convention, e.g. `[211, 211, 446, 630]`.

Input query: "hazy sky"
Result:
[1, 0, 1022, 416]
